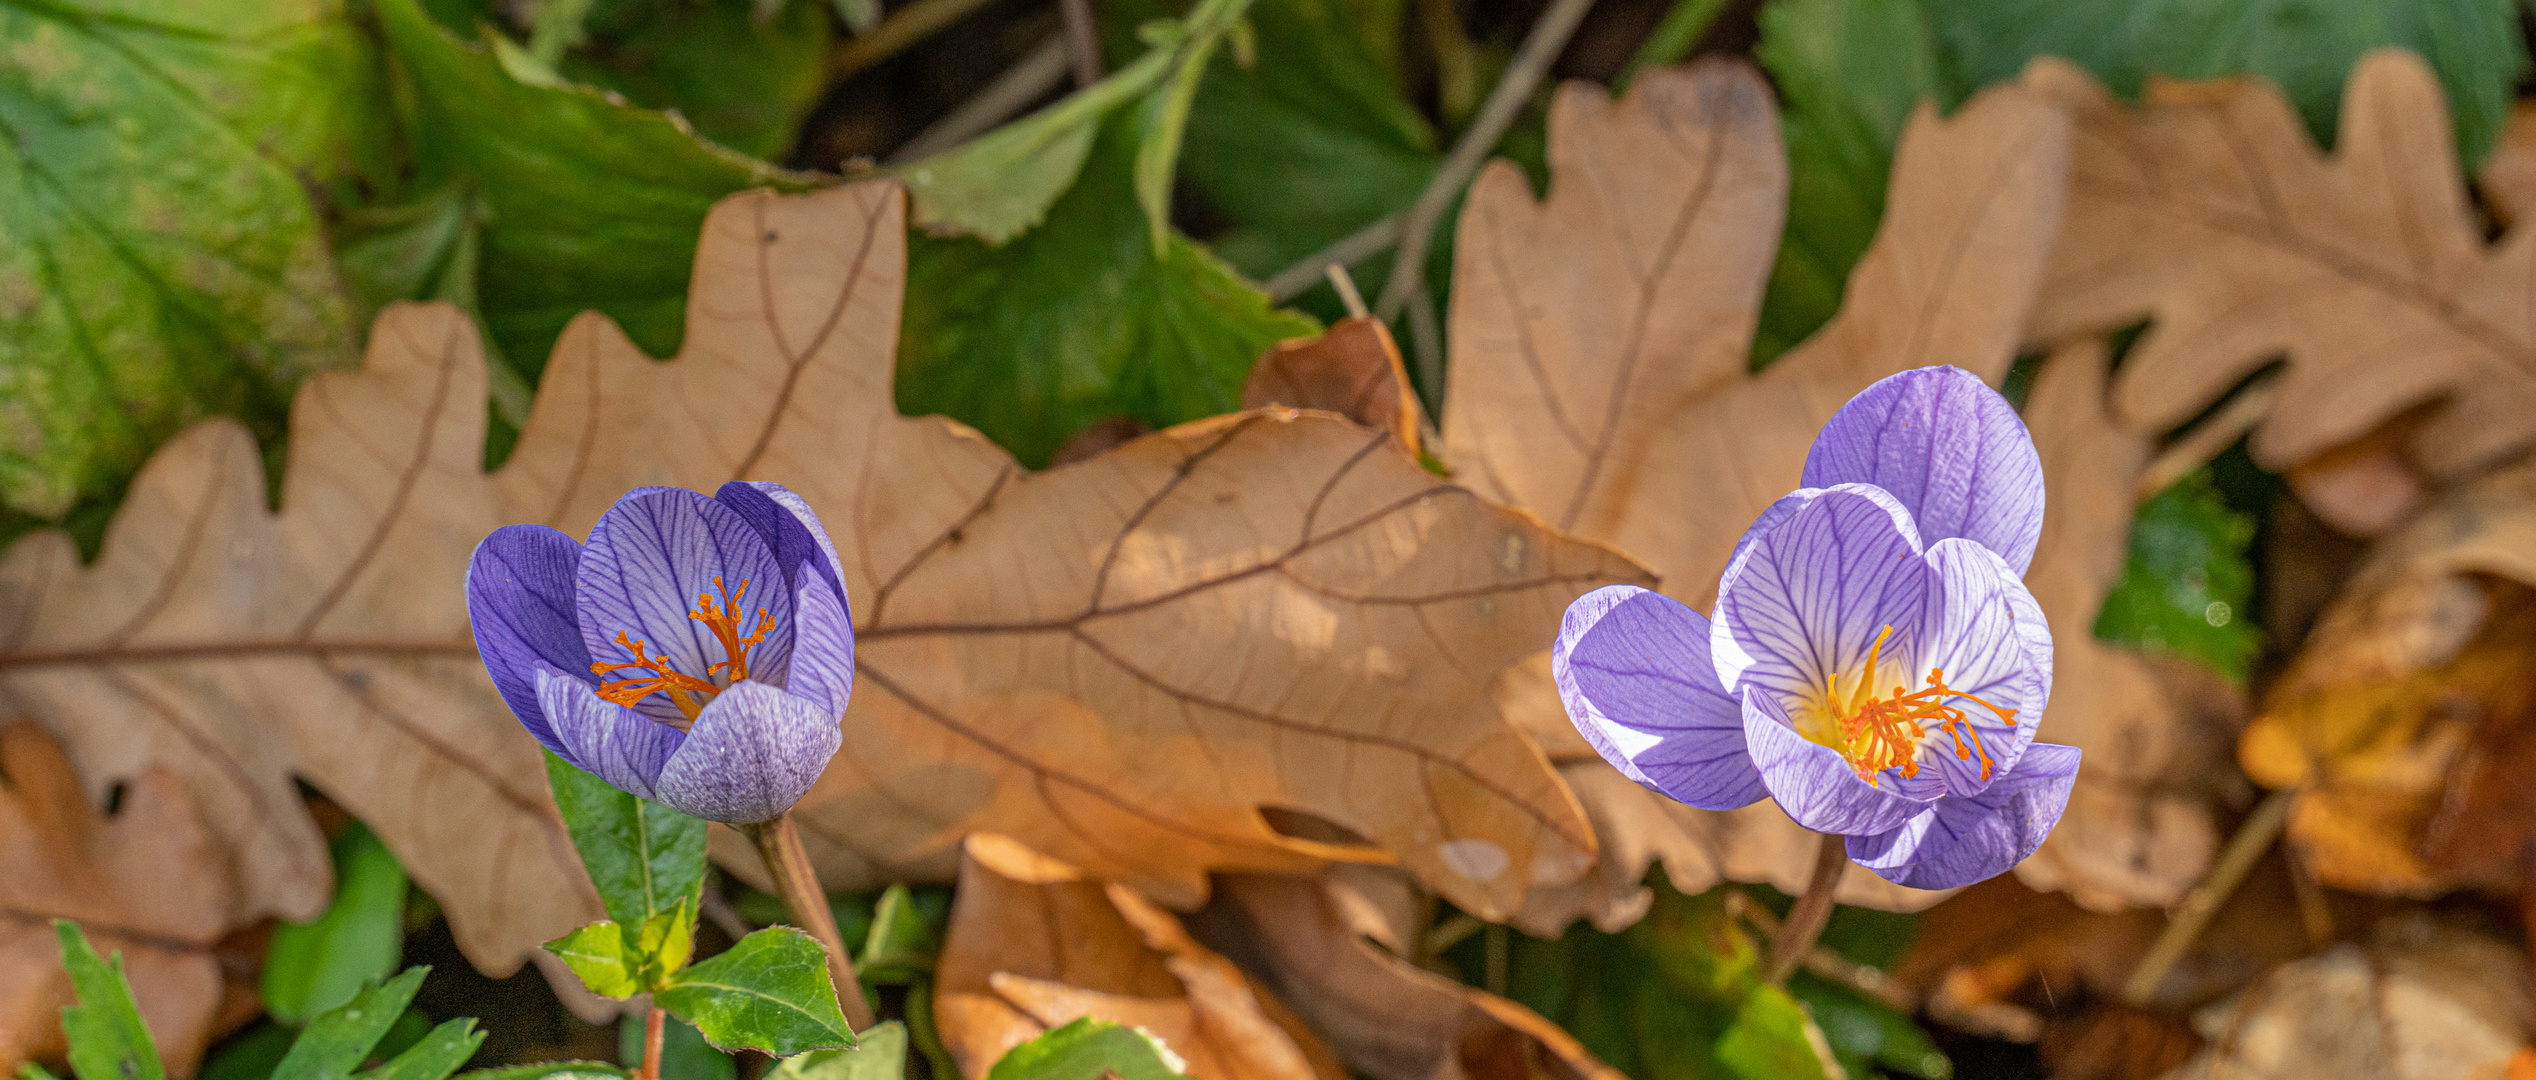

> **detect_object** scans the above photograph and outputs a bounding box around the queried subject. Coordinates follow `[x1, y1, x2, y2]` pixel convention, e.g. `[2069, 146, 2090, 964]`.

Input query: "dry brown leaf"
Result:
[0, 724, 236, 1075]
[934, 834, 1341, 1080]
[1192, 872, 1624, 1080]
[1244, 318, 1425, 455]
[2478, 103, 2536, 229]
[2026, 50, 2536, 485]
[2240, 462, 2536, 894]
[0, 179, 1641, 982]
[2155, 916, 2529, 1080]
[1438, 56, 2210, 919]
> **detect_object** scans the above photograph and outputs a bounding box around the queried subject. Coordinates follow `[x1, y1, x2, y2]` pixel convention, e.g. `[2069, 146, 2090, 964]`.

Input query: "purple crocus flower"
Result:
[1553, 367, 2078, 890]
[466, 483, 851, 824]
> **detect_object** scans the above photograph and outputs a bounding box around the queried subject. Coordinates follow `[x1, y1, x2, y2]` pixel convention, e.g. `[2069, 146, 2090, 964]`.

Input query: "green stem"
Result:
[745, 814, 879, 1031]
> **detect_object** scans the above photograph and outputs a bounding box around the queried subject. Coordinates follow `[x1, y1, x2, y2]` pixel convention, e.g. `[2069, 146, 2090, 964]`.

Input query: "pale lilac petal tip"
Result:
[467, 525, 589, 757]
[535, 664, 681, 800]
[1911, 539, 2052, 797]
[1741, 691, 1932, 836]
[1712, 484, 1929, 706]
[653, 681, 843, 823]
[1554, 586, 1764, 810]
[1802, 366, 2044, 574]
[578, 487, 793, 723]
[1847, 742, 2079, 890]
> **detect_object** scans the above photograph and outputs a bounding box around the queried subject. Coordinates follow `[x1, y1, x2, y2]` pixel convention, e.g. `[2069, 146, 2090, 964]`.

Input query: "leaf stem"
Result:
[639, 1004, 666, 1080]
[745, 814, 879, 1031]
[1765, 833, 1848, 986]
[2121, 788, 2295, 1005]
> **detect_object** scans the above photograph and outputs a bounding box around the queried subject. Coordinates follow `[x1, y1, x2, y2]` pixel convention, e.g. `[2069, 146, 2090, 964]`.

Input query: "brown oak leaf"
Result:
[934, 834, 1343, 1080]
[1243, 317, 1425, 456]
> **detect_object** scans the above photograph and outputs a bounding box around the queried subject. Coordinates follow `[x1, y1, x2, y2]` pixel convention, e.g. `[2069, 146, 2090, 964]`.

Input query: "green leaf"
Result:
[272, 967, 430, 1080]
[656, 927, 854, 1057]
[351, 1018, 483, 1080]
[901, 113, 1319, 466]
[619, 1014, 733, 1080]
[374, 0, 819, 381]
[0, 0, 390, 520]
[52, 922, 164, 1080]
[767, 1022, 908, 1080]
[454, 1061, 626, 1080]
[854, 885, 940, 984]
[983, 1019, 1190, 1080]
[264, 824, 410, 1025]
[558, 0, 833, 160]
[2094, 466, 2263, 679]
[1917, 0, 2528, 165]
[200, 1024, 296, 1080]
[545, 753, 710, 934]
[543, 917, 674, 999]
[1788, 975, 1951, 1080]
[1751, 0, 1944, 367]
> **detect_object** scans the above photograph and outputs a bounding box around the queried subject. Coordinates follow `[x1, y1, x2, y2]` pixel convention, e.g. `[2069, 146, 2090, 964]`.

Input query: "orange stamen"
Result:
[1820, 626, 2020, 786]
[589, 576, 773, 720]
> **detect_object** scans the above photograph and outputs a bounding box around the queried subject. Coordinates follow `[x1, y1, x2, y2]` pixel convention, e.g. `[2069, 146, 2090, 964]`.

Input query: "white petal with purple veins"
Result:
[1555, 585, 1764, 810]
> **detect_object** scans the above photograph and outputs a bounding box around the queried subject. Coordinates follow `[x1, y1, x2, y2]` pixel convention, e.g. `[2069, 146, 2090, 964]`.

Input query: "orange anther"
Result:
[589, 577, 779, 721]
[1820, 627, 2020, 786]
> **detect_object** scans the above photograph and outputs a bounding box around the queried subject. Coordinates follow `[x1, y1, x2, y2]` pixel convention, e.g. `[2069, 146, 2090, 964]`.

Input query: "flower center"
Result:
[1810, 625, 2019, 787]
[589, 576, 771, 723]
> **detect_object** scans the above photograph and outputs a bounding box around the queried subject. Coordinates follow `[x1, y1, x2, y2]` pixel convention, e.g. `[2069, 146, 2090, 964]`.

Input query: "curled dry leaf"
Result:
[2026, 49, 2536, 487]
[2155, 917, 2530, 1080]
[0, 179, 1639, 984]
[2478, 103, 2536, 229]
[1193, 872, 1625, 1080]
[934, 834, 1342, 1080]
[2240, 461, 2536, 894]
[0, 724, 237, 1075]
[1439, 56, 2205, 918]
[1243, 317, 1425, 457]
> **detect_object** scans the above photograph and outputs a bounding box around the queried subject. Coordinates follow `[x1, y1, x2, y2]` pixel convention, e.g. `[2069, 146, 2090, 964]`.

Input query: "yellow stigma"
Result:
[1802, 625, 2019, 786]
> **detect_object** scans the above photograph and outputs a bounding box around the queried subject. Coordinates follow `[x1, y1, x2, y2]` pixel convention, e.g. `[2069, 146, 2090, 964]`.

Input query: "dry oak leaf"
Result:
[488, 181, 1632, 917]
[934, 834, 1344, 1080]
[2156, 916, 2530, 1080]
[1244, 317, 1426, 457]
[1436, 58, 2225, 919]
[0, 304, 598, 973]
[0, 724, 238, 1076]
[2025, 49, 2536, 486]
[2239, 460, 2536, 894]
[1192, 871, 1624, 1080]
[2478, 103, 2536, 229]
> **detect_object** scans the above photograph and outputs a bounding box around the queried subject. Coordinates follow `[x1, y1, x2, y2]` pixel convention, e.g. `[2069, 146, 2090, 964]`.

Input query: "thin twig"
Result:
[746, 814, 879, 1030]
[1326, 265, 1370, 318]
[1404, 281, 1445, 411]
[2121, 788, 2296, 1005]
[1371, 0, 1600, 325]
[827, 0, 1008, 81]
[1423, 912, 1484, 959]
[2136, 379, 2279, 500]
[1765, 834, 1849, 986]
[1729, 891, 1915, 1010]
[890, 36, 1072, 162]
[1058, 0, 1104, 86]
[1265, 214, 1404, 301]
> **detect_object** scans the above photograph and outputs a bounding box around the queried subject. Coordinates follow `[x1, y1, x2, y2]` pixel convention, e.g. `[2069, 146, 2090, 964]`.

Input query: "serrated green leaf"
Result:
[657, 927, 853, 1057]
[767, 1022, 907, 1080]
[453, 1060, 625, 1080]
[373, 0, 819, 381]
[558, 0, 833, 160]
[52, 922, 163, 1080]
[901, 112, 1319, 466]
[545, 921, 646, 999]
[619, 1014, 733, 1080]
[273, 968, 429, 1080]
[351, 1018, 482, 1080]
[2094, 467, 2262, 679]
[984, 1019, 1190, 1080]
[264, 824, 410, 1025]
[545, 753, 710, 935]
[0, 0, 388, 521]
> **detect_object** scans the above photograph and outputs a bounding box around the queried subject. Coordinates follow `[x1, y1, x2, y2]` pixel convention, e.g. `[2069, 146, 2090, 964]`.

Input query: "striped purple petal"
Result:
[1554, 586, 1764, 810]
[1802, 366, 2045, 574]
[714, 481, 854, 709]
[535, 663, 683, 799]
[466, 525, 590, 758]
[1911, 538, 2052, 798]
[1846, 742, 2079, 890]
[652, 681, 844, 823]
[1711, 484, 1931, 710]
[577, 487, 792, 724]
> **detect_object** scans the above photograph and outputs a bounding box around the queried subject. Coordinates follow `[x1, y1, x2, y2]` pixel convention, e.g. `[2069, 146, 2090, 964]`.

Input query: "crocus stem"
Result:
[745, 814, 879, 1031]
[637, 1004, 665, 1080]
[1766, 833, 1848, 986]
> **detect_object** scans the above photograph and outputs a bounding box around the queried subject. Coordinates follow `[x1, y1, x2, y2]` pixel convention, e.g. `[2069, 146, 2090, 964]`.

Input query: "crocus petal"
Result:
[1801, 366, 2045, 574]
[784, 571, 855, 715]
[1846, 742, 2079, 890]
[535, 663, 682, 800]
[467, 525, 591, 757]
[1909, 539, 2052, 797]
[1712, 484, 1929, 708]
[578, 488, 794, 724]
[652, 681, 843, 823]
[1742, 691, 1932, 835]
[712, 482, 857, 691]
[1554, 586, 1765, 810]
[1725, 488, 1820, 580]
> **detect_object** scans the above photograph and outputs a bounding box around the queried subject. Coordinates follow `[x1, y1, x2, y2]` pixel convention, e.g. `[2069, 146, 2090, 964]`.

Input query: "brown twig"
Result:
[1264, 214, 1404, 301]
[1058, 0, 1105, 87]
[745, 814, 879, 1030]
[1728, 891, 1915, 1010]
[2121, 788, 2296, 1005]
[827, 0, 1008, 82]
[889, 36, 1072, 162]
[1765, 834, 1849, 986]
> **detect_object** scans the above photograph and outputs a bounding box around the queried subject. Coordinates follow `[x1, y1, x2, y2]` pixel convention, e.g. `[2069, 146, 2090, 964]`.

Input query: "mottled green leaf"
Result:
[546, 753, 710, 934]
[52, 922, 163, 1080]
[983, 1019, 1190, 1080]
[2094, 467, 2263, 679]
[767, 1023, 908, 1080]
[263, 824, 410, 1025]
[545, 920, 645, 998]
[656, 927, 853, 1057]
